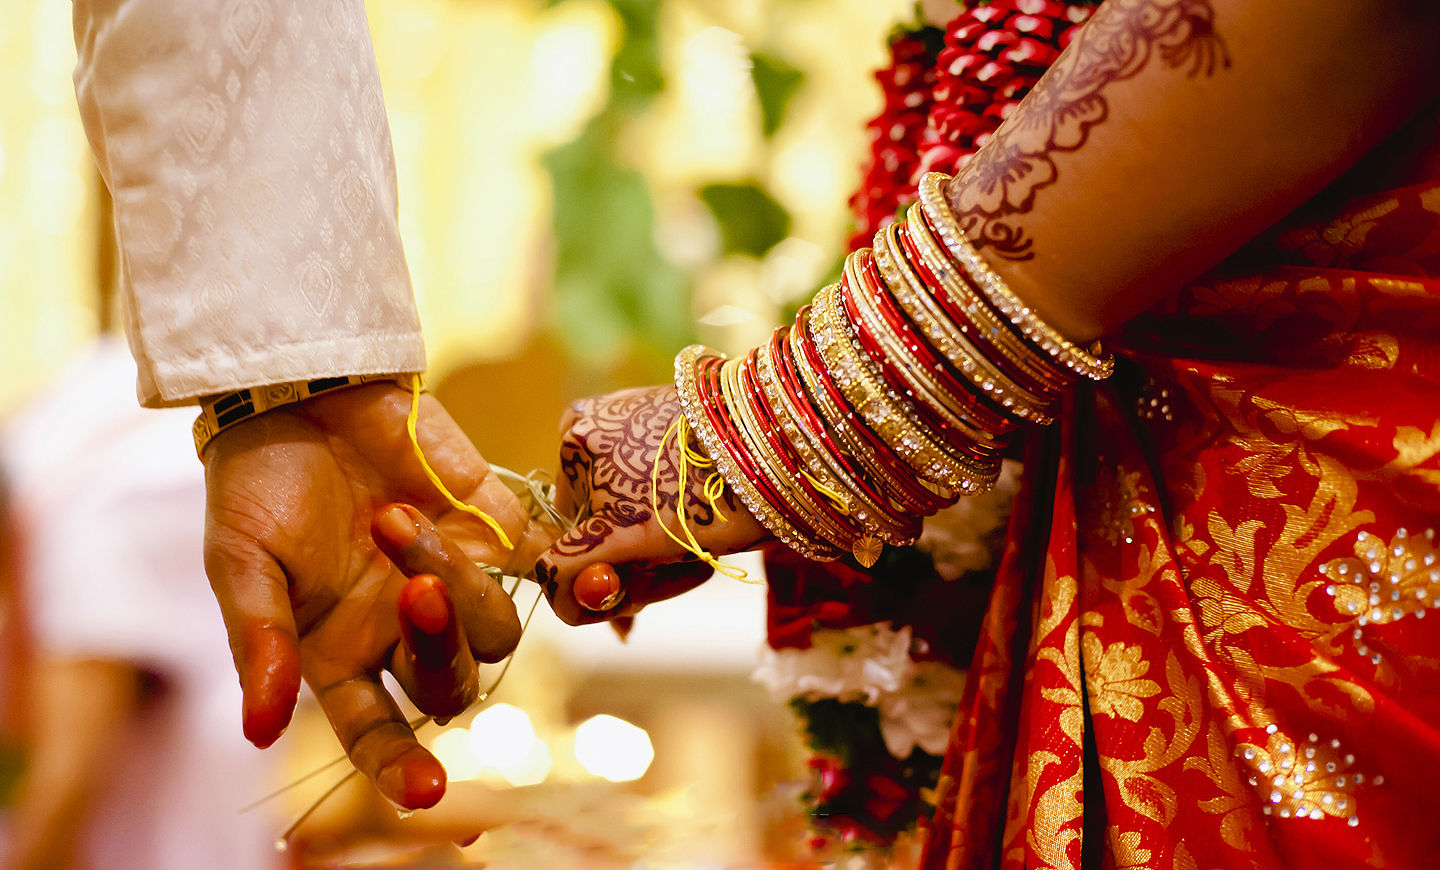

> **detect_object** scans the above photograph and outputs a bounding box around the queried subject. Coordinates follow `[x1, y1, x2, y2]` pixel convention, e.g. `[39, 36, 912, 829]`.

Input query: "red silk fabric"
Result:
[921, 116, 1440, 868]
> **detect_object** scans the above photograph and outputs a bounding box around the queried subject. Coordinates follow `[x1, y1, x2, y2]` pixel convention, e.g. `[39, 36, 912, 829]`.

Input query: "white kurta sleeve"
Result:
[73, 0, 426, 407]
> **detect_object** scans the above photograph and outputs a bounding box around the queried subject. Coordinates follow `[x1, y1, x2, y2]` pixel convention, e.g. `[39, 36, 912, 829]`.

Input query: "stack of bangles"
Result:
[676, 172, 1113, 566]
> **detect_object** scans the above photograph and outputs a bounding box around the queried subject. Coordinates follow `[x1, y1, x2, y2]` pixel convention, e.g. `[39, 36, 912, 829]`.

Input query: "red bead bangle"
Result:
[855, 248, 1016, 436]
[795, 306, 949, 516]
[765, 328, 911, 540]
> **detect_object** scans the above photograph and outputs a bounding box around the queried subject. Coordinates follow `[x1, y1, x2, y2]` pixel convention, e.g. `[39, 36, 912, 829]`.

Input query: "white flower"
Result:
[751, 623, 915, 705]
[877, 661, 967, 758]
[917, 459, 1022, 580]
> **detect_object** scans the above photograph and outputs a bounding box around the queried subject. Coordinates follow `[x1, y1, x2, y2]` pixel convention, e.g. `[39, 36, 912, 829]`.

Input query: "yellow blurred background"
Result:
[0, 0, 918, 864]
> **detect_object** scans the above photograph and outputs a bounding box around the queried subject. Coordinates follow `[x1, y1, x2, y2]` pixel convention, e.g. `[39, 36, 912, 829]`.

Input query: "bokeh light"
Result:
[429, 727, 483, 782]
[464, 703, 555, 786]
[573, 714, 654, 782]
[469, 703, 537, 770]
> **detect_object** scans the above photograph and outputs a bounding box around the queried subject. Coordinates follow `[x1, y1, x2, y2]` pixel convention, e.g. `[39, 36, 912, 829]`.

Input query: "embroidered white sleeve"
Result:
[74, 0, 426, 407]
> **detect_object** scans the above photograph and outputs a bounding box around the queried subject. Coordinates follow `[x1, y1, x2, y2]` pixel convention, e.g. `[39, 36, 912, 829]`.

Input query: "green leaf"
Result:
[698, 181, 792, 259]
[540, 0, 695, 377]
[749, 51, 804, 138]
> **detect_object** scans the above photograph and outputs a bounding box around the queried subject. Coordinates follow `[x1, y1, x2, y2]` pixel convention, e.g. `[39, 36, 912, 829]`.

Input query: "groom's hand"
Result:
[535, 385, 770, 625]
[202, 381, 553, 808]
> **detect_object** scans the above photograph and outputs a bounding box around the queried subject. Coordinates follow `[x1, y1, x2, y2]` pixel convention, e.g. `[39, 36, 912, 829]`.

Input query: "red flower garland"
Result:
[919, 0, 1093, 179]
[776, 3, 1102, 854]
[847, 28, 943, 252]
[847, 0, 1096, 249]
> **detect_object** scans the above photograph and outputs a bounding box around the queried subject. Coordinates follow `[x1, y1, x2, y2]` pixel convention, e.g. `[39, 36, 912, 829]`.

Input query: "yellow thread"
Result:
[702, 472, 728, 522]
[683, 435, 729, 522]
[650, 416, 748, 582]
[407, 375, 513, 550]
[801, 470, 851, 515]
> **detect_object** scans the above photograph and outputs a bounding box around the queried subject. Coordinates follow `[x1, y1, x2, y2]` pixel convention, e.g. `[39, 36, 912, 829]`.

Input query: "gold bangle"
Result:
[755, 335, 904, 544]
[674, 345, 830, 560]
[788, 315, 919, 545]
[844, 249, 1008, 450]
[917, 171, 1114, 381]
[810, 286, 996, 497]
[874, 224, 1054, 425]
[193, 373, 415, 458]
[904, 208, 1070, 393]
[720, 357, 850, 554]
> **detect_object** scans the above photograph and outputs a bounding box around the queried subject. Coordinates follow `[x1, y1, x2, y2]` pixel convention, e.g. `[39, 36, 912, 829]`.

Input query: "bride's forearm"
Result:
[948, 0, 1440, 343]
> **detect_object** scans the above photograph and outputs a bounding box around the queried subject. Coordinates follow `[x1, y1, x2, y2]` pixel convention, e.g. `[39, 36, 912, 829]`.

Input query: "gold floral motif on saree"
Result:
[1321, 527, 1440, 664]
[1233, 726, 1378, 826]
[1277, 198, 1400, 267]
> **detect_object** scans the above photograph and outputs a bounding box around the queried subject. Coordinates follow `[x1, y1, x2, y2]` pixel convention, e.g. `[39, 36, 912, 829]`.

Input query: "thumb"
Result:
[204, 529, 302, 748]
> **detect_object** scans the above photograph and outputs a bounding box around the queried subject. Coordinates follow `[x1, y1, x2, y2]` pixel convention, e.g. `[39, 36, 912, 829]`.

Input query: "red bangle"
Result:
[795, 307, 948, 515]
[784, 318, 923, 528]
[839, 262, 1006, 469]
[739, 350, 853, 543]
[701, 357, 818, 540]
[765, 328, 910, 538]
[907, 208, 1071, 394]
[855, 248, 1016, 436]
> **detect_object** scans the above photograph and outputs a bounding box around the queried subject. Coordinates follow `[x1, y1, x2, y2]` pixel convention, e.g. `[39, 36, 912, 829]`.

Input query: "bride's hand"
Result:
[203, 381, 553, 808]
[535, 385, 771, 625]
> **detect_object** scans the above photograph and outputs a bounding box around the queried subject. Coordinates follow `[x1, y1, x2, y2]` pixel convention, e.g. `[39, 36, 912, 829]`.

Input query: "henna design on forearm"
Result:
[551, 386, 739, 559]
[950, 0, 1228, 259]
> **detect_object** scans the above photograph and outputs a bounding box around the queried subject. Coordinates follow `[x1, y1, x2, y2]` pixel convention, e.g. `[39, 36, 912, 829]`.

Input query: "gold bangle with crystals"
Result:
[810, 286, 996, 497]
[675, 345, 833, 560]
[917, 171, 1113, 381]
[788, 316, 920, 544]
[755, 335, 906, 544]
[904, 206, 1070, 393]
[720, 357, 850, 554]
[193, 373, 416, 458]
[844, 249, 1008, 449]
[874, 224, 1055, 425]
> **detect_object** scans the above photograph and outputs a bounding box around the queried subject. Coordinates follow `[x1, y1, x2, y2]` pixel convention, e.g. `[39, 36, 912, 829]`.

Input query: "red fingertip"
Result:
[400, 574, 451, 636]
[378, 745, 447, 809]
[240, 626, 300, 748]
[574, 562, 623, 611]
[374, 503, 421, 548]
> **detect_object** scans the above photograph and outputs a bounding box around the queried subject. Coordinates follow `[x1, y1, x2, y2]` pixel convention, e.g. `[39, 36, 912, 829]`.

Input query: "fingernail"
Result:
[401, 575, 450, 635]
[377, 746, 447, 809]
[574, 562, 623, 611]
[375, 504, 421, 547]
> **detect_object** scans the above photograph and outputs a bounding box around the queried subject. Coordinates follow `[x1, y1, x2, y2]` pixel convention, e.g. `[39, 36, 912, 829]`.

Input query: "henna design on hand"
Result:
[535, 559, 560, 601]
[951, 0, 1229, 259]
[553, 386, 738, 559]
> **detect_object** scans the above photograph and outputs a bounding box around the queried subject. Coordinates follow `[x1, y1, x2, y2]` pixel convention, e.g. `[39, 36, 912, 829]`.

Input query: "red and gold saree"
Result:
[922, 110, 1440, 869]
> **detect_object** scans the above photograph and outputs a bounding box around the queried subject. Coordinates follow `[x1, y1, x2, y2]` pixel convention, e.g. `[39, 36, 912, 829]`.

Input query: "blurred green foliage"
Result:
[542, 0, 811, 383]
[750, 51, 804, 138]
[543, 0, 691, 380]
[699, 181, 792, 259]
